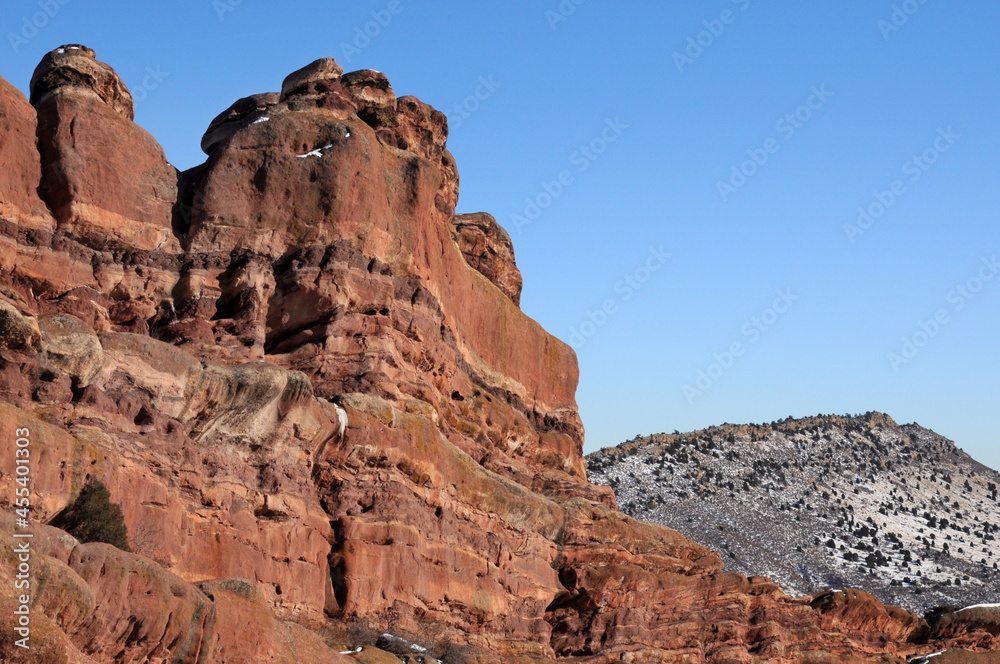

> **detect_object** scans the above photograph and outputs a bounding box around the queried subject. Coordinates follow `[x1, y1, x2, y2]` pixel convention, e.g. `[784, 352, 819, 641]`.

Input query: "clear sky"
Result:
[3, 1, 998, 471]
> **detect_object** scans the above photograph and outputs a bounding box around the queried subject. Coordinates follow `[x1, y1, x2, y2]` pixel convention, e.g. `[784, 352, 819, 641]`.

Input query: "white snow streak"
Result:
[296, 144, 333, 158]
[956, 603, 1000, 612]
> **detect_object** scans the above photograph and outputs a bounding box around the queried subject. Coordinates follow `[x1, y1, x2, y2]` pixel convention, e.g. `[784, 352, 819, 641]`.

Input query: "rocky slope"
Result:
[0, 45, 996, 662]
[587, 413, 1000, 615]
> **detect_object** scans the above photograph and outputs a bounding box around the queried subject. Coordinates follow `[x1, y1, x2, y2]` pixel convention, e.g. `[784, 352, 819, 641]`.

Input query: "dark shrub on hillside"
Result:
[51, 479, 130, 551]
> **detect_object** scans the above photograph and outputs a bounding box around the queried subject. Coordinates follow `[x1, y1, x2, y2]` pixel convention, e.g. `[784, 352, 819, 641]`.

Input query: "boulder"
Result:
[342, 68, 397, 133]
[30, 45, 179, 254]
[201, 91, 279, 154]
[452, 212, 523, 305]
[29, 44, 133, 120]
[280, 57, 355, 115]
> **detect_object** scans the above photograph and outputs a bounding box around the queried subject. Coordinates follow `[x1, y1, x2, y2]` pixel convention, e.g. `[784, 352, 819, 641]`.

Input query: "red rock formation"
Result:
[0, 46, 996, 663]
[452, 212, 523, 306]
[31, 45, 179, 255]
[931, 606, 1000, 649]
[0, 77, 50, 230]
[201, 92, 279, 155]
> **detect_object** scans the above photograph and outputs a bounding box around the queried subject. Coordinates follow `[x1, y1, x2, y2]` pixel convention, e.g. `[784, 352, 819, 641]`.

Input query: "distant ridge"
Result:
[588, 412, 1000, 614]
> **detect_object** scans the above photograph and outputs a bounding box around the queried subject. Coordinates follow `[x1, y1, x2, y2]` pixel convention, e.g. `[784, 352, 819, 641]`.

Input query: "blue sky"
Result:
[3, 1, 998, 470]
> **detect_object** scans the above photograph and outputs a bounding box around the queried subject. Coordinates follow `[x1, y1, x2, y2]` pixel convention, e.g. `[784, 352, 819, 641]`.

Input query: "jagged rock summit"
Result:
[0, 46, 997, 663]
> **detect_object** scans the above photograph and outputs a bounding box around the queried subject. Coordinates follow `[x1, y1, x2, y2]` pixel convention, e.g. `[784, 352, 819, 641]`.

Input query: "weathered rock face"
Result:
[931, 607, 1000, 646]
[0, 520, 369, 663]
[0, 46, 996, 664]
[452, 212, 523, 306]
[201, 91, 279, 154]
[31, 45, 179, 255]
[30, 45, 134, 120]
[0, 77, 51, 230]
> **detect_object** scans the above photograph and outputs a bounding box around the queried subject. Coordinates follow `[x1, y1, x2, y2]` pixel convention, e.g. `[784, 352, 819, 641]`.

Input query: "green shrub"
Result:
[51, 480, 130, 551]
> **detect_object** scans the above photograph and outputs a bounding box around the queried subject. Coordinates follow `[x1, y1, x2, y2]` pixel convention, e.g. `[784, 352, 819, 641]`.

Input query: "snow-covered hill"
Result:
[587, 412, 1000, 615]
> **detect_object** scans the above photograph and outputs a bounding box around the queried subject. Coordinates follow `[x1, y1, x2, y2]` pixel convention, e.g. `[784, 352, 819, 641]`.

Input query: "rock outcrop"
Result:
[0, 46, 996, 663]
[31, 45, 179, 255]
[0, 77, 50, 229]
[451, 212, 523, 306]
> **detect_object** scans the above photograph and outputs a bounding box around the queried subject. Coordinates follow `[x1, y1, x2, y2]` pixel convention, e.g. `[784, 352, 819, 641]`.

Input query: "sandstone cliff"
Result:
[0, 46, 995, 663]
